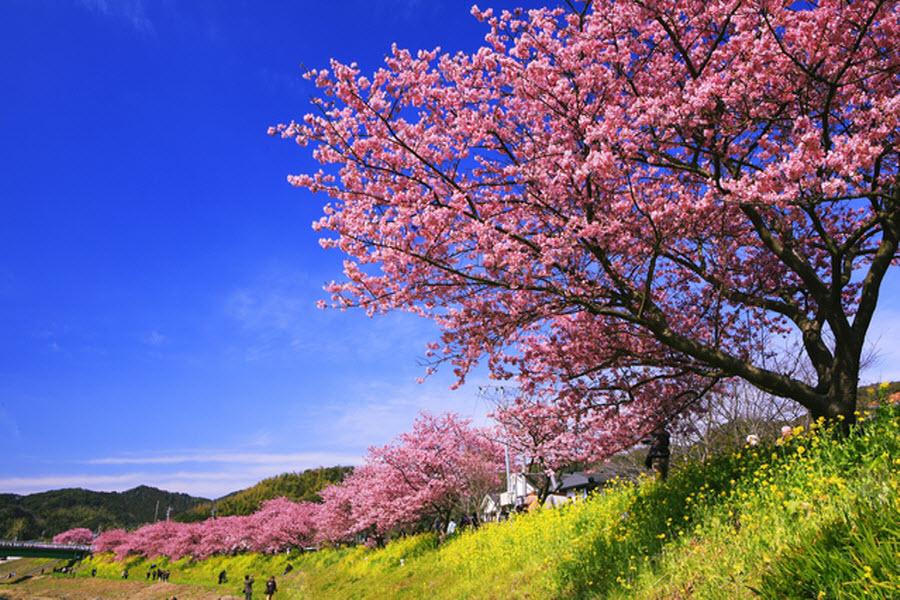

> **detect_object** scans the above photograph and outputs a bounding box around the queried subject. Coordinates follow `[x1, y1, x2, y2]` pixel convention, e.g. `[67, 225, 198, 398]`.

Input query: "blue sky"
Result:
[1, 0, 899, 499]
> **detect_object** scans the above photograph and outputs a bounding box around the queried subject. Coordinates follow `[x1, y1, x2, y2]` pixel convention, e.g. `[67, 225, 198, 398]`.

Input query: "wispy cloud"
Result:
[224, 268, 438, 363]
[862, 308, 900, 383]
[372, 0, 435, 22]
[0, 405, 20, 440]
[4, 450, 364, 497]
[309, 372, 497, 450]
[0, 470, 262, 498]
[142, 330, 167, 347]
[86, 451, 360, 466]
[76, 0, 154, 33]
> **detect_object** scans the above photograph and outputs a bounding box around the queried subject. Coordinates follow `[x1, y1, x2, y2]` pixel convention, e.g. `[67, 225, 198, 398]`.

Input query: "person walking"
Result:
[218, 569, 228, 584]
[243, 574, 254, 600]
[265, 575, 277, 600]
[643, 424, 671, 480]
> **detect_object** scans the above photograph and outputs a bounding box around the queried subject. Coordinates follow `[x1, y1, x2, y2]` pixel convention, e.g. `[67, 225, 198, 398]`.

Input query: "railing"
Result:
[0, 540, 92, 552]
[0, 539, 92, 559]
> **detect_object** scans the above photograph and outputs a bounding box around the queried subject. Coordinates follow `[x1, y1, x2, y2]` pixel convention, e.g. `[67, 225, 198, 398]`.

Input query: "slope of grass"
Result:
[66, 402, 899, 599]
[0, 557, 56, 580]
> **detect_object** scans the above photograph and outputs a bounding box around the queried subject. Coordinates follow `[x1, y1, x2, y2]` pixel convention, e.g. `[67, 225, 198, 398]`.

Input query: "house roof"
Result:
[480, 493, 501, 509]
[555, 466, 632, 492]
[557, 472, 592, 491]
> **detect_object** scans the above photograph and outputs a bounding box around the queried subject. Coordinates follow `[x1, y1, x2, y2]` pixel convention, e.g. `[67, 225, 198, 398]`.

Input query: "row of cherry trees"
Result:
[54, 413, 502, 559]
[89, 497, 319, 560]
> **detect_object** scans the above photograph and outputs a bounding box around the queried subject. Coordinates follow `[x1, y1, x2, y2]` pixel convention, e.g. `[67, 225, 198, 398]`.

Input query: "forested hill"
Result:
[175, 466, 353, 522]
[0, 467, 352, 538]
[0, 486, 208, 540]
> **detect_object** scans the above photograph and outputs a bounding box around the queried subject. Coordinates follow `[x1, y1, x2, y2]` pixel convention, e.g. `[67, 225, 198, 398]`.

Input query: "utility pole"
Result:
[166, 506, 172, 521]
[154, 499, 160, 522]
[504, 440, 512, 494]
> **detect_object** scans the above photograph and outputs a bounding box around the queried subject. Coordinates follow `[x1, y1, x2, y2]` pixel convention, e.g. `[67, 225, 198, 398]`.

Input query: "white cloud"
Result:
[86, 451, 360, 466]
[313, 372, 497, 450]
[0, 471, 241, 498]
[2, 450, 365, 498]
[862, 308, 900, 383]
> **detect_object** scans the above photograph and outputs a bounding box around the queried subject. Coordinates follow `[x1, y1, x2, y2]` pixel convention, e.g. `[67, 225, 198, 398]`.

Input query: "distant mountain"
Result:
[175, 466, 353, 522]
[0, 486, 208, 540]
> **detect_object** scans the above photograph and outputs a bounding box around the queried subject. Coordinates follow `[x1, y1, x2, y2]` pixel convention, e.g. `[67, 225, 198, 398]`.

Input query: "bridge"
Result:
[0, 540, 91, 560]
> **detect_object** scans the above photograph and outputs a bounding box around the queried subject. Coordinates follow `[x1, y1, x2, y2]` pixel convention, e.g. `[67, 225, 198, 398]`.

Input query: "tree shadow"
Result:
[553, 451, 751, 598]
[758, 496, 899, 600]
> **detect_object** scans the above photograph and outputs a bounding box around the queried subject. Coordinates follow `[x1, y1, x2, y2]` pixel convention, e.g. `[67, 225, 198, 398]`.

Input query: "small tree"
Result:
[52, 527, 93, 545]
[317, 412, 502, 541]
[274, 0, 899, 450]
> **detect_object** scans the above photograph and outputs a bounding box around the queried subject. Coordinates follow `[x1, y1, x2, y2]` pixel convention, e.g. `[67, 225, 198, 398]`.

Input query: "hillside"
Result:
[858, 380, 900, 404]
[175, 466, 352, 522]
[55, 401, 898, 599]
[0, 486, 208, 541]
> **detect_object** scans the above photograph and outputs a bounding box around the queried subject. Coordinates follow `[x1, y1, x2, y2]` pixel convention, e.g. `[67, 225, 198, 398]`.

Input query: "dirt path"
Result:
[0, 575, 244, 600]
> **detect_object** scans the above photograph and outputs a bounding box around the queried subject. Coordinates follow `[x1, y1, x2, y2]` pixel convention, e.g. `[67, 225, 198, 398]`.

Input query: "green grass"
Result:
[0, 557, 57, 580]
[71, 402, 900, 599]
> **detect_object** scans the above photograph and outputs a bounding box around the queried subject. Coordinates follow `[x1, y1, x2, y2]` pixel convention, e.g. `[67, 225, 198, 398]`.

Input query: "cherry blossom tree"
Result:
[247, 497, 320, 553]
[194, 514, 255, 557]
[315, 413, 502, 543]
[52, 527, 93, 545]
[360, 412, 502, 534]
[273, 0, 899, 446]
[92, 528, 130, 559]
[492, 393, 599, 473]
[314, 473, 364, 544]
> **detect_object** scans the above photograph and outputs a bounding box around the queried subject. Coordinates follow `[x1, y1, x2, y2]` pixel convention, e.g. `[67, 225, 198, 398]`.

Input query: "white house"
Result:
[480, 493, 502, 522]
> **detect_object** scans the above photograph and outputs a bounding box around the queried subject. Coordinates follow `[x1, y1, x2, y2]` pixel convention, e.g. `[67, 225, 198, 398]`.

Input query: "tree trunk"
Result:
[812, 350, 860, 433]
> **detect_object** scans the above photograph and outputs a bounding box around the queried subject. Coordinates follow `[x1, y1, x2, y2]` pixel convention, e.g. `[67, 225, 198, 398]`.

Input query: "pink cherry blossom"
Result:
[315, 412, 502, 544]
[52, 527, 93, 545]
[273, 0, 899, 449]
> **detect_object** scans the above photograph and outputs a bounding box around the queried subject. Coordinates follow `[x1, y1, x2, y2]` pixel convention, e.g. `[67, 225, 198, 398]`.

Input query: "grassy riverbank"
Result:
[6, 403, 898, 599]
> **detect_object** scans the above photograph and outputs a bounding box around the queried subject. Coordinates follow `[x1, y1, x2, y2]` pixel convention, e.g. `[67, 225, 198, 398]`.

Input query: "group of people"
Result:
[240, 574, 278, 600]
[145, 564, 171, 581]
[217, 570, 278, 600]
[432, 512, 480, 541]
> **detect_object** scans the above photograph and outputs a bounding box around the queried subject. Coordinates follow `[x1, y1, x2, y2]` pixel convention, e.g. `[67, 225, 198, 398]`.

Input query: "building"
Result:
[481, 464, 639, 520]
[479, 494, 502, 522]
